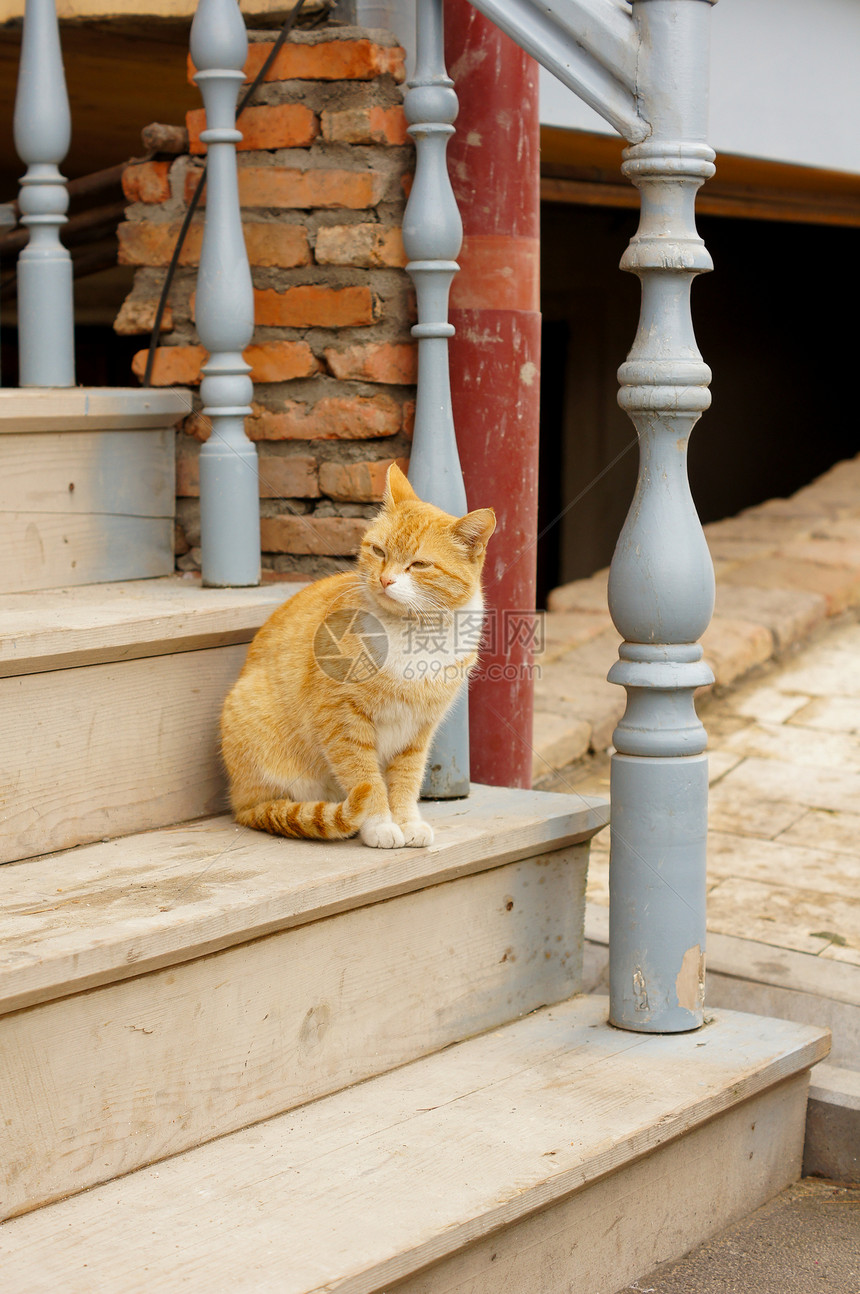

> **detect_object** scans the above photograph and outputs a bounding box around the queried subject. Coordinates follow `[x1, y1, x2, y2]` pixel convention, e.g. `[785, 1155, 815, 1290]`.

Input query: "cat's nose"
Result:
[380, 574, 396, 587]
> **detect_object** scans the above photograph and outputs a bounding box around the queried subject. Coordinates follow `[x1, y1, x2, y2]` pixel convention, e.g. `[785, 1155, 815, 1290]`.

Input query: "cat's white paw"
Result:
[399, 819, 434, 847]
[360, 815, 406, 849]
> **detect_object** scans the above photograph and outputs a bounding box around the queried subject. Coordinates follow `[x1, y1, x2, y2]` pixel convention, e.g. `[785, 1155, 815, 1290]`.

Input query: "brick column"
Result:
[116, 23, 415, 580]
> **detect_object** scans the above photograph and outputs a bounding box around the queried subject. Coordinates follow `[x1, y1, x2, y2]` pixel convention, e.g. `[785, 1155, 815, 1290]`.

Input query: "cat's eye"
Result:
[408, 560, 431, 571]
[371, 545, 386, 559]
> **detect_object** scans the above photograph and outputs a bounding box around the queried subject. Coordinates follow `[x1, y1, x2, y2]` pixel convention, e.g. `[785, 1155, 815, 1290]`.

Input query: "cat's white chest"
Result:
[373, 704, 425, 766]
[380, 590, 484, 687]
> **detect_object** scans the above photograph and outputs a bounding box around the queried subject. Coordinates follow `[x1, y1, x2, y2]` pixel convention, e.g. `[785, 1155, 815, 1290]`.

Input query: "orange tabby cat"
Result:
[220, 465, 495, 848]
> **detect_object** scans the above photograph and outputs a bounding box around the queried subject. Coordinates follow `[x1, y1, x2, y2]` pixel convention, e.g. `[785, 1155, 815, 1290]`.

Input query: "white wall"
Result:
[539, 0, 860, 175]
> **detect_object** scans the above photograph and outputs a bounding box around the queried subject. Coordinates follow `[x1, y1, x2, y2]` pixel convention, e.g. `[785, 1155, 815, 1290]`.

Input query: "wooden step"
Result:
[0, 995, 829, 1294]
[585, 906, 860, 1182]
[0, 784, 608, 1221]
[585, 909, 860, 1073]
[0, 575, 297, 862]
[0, 388, 190, 595]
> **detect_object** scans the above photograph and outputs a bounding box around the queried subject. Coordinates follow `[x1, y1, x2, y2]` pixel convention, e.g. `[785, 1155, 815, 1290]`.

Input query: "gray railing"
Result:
[9, 0, 261, 588]
[462, 0, 717, 1032]
[13, 0, 75, 387]
[404, 1, 717, 1029]
[189, 0, 261, 587]
[10, 0, 717, 1034]
[402, 0, 470, 797]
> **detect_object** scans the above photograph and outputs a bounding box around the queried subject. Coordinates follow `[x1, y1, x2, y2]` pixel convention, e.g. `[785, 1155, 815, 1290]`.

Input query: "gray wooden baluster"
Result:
[452, 0, 717, 1029]
[14, 0, 75, 387]
[607, 0, 716, 1032]
[403, 0, 470, 798]
[0, 205, 16, 386]
[191, 0, 261, 587]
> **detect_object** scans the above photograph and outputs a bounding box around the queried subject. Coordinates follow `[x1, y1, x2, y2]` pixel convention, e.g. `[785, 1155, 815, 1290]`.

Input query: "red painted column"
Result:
[444, 0, 541, 789]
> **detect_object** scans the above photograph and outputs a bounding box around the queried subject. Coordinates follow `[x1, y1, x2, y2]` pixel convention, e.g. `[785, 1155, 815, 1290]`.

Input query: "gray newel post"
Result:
[14, 0, 75, 387]
[403, 0, 470, 798]
[191, 0, 261, 587]
[607, 0, 716, 1032]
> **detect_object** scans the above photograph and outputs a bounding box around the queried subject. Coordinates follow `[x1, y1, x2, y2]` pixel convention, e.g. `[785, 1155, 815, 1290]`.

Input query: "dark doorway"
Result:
[538, 203, 859, 602]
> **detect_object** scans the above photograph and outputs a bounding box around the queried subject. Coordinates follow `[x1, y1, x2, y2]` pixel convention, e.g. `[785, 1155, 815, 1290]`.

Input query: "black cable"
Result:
[142, 0, 309, 387]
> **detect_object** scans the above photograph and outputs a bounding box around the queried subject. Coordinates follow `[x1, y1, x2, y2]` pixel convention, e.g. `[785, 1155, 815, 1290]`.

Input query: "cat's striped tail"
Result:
[235, 782, 373, 840]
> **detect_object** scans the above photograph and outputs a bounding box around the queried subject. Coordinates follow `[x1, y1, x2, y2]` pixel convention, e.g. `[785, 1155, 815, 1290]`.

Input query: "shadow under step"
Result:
[0, 995, 829, 1294]
[0, 784, 608, 1221]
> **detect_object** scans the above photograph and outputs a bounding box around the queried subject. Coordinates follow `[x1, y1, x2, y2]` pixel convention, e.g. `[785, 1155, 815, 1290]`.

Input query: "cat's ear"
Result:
[453, 508, 496, 558]
[383, 462, 417, 508]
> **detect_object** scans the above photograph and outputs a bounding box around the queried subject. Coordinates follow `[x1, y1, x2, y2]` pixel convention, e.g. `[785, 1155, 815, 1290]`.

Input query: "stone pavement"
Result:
[563, 611, 860, 987]
[533, 451, 860, 1184]
[532, 451, 860, 781]
[534, 450, 860, 1006]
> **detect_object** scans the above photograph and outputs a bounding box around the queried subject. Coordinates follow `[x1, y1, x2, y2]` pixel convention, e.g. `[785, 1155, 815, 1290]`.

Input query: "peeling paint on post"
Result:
[675, 944, 706, 1013]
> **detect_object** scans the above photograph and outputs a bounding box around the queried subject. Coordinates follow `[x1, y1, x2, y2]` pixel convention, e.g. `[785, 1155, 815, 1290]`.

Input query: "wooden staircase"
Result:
[0, 392, 830, 1292]
[0, 993, 826, 1294]
[1, 575, 290, 862]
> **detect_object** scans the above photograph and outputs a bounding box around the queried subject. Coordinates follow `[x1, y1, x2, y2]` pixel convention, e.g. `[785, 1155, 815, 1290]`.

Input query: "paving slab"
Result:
[780, 807, 860, 856]
[701, 616, 774, 686]
[536, 452, 860, 771]
[789, 696, 860, 733]
[551, 613, 860, 983]
[714, 584, 826, 651]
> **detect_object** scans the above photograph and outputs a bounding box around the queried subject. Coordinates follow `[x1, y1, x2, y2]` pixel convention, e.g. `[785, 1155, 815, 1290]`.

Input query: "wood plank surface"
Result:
[0, 998, 829, 1292]
[0, 645, 247, 863]
[0, 393, 187, 594]
[0, 848, 587, 1220]
[0, 512, 174, 594]
[0, 429, 174, 518]
[0, 785, 609, 1013]
[0, 577, 297, 677]
[0, 387, 191, 433]
[391, 1080, 809, 1294]
[706, 971, 860, 1071]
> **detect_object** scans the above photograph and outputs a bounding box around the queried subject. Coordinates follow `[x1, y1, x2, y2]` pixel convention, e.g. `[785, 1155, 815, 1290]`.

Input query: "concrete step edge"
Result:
[803, 1063, 860, 1182]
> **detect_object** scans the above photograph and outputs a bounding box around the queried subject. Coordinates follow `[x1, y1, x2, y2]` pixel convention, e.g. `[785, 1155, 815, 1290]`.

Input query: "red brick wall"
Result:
[115, 24, 415, 578]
